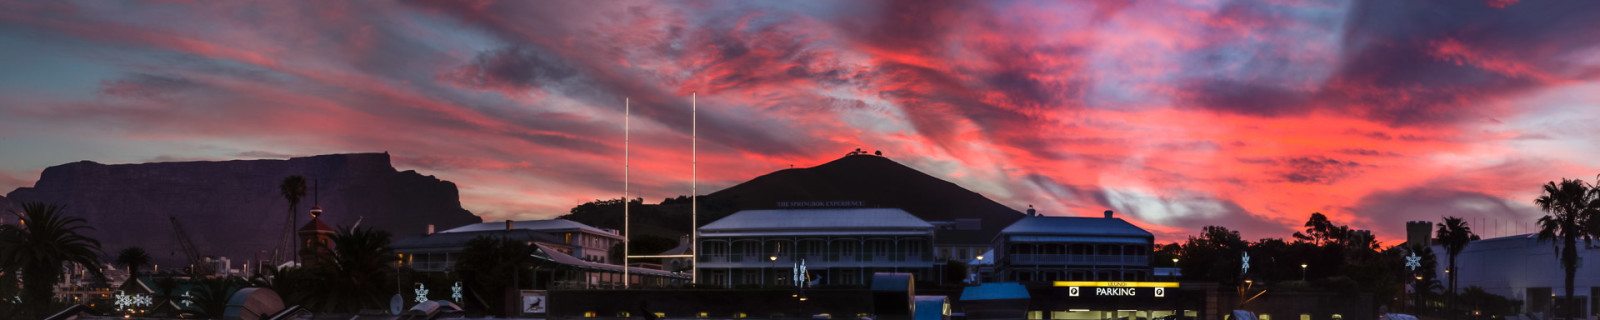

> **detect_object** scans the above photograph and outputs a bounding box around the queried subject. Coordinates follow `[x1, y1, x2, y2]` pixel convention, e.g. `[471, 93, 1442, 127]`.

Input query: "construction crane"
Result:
[169, 216, 216, 276]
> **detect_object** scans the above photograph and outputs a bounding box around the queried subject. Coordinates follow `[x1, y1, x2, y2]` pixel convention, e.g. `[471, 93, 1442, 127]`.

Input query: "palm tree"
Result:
[456, 236, 532, 317]
[188, 276, 245, 318]
[0, 202, 104, 318]
[1534, 178, 1599, 320]
[1436, 216, 1474, 318]
[280, 175, 307, 265]
[116, 247, 152, 278]
[301, 226, 396, 313]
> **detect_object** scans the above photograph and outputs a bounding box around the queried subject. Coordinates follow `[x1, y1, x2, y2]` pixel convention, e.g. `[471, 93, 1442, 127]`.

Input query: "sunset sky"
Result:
[2, 0, 1598, 243]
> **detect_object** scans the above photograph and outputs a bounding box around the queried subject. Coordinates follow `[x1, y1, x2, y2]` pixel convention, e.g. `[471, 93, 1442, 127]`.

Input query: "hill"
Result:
[561, 154, 1025, 246]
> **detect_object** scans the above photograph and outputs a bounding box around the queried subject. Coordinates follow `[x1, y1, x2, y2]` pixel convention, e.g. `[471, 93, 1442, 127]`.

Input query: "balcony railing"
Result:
[1009, 254, 1148, 265]
[696, 253, 933, 266]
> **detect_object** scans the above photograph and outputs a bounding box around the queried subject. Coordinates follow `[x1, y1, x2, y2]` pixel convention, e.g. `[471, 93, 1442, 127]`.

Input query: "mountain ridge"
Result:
[4, 153, 482, 267]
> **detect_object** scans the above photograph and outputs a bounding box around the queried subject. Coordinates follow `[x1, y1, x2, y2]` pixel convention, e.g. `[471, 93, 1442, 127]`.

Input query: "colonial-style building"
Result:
[393, 219, 687, 289]
[697, 208, 937, 288]
[992, 210, 1154, 282]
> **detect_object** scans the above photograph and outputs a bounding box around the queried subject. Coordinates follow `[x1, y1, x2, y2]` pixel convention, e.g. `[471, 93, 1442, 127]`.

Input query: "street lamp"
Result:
[1300, 263, 1308, 281]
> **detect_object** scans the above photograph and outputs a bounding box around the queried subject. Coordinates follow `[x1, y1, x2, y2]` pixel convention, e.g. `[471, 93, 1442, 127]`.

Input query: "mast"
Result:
[692, 92, 698, 284]
[624, 97, 630, 288]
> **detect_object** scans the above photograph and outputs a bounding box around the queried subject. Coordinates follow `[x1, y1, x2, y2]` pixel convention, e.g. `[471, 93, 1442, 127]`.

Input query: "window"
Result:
[1028, 311, 1044, 320]
[1300, 314, 1311, 320]
[1260, 315, 1270, 320]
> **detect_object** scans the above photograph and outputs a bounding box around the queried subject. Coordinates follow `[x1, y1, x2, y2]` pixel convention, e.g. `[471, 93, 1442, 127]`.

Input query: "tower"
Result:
[298, 205, 335, 268]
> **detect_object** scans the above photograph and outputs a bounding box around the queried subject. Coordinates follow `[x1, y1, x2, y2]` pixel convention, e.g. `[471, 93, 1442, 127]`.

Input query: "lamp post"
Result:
[1300, 263, 1307, 281]
[974, 255, 984, 284]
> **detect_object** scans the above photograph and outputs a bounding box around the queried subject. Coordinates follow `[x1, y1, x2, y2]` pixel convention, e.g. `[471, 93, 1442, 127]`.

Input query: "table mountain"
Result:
[4, 153, 481, 268]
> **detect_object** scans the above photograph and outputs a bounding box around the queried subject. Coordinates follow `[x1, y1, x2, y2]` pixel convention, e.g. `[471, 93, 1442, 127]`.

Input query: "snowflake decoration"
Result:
[414, 283, 430, 303]
[114, 293, 133, 310]
[180, 290, 195, 307]
[451, 282, 463, 302]
[1405, 253, 1421, 271]
[1241, 252, 1251, 274]
[115, 293, 153, 310]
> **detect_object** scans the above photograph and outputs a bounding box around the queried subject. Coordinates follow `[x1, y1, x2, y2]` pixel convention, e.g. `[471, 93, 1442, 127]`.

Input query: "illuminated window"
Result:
[1260, 315, 1271, 320]
[1028, 311, 1044, 320]
[1300, 314, 1311, 320]
[1332, 315, 1343, 320]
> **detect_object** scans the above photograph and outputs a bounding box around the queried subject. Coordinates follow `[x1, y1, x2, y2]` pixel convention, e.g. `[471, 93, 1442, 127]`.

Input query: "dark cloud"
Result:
[445, 45, 579, 93]
[1182, 0, 1600, 126]
[1338, 148, 1401, 157]
[1280, 156, 1364, 184]
[1025, 174, 1294, 241]
[1350, 188, 1543, 240]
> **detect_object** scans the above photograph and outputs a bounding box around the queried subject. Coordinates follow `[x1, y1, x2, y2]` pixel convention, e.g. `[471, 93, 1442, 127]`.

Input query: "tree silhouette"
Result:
[117, 247, 152, 279]
[280, 175, 307, 264]
[0, 202, 103, 318]
[1534, 178, 1598, 320]
[1436, 216, 1474, 318]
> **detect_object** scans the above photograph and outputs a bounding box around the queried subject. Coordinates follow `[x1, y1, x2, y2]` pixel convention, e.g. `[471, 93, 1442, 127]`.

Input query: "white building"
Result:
[992, 210, 1154, 282]
[697, 208, 937, 288]
[395, 219, 625, 272]
[1433, 234, 1600, 319]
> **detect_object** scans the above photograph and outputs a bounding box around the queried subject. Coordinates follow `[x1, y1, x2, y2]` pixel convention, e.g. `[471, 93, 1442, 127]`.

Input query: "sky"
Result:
[2, 0, 1598, 244]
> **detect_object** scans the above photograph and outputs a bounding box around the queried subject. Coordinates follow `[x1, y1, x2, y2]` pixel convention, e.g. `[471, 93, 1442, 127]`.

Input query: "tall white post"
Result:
[692, 92, 698, 285]
[624, 97, 630, 288]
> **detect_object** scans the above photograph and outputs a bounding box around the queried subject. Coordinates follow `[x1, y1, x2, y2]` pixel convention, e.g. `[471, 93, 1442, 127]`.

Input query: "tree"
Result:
[1178, 226, 1248, 283]
[280, 175, 307, 264]
[1436, 216, 1474, 318]
[0, 202, 104, 318]
[456, 236, 532, 316]
[301, 226, 396, 313]
[1534, 178, 1598, 320]
[188, 277, 245, 318]
[1293, 212, 1338, 246]
[116, 247, 152, 278]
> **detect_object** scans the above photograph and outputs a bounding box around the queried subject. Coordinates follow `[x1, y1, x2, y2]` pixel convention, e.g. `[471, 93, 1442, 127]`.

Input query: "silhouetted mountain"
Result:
[563, 154, 1025, 246]
[4, 153, 482, 268]
[707, 154, 1024, 243]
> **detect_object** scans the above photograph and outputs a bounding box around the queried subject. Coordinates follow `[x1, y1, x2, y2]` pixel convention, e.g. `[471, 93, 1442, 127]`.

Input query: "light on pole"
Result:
[1300, 263, 1308, 281]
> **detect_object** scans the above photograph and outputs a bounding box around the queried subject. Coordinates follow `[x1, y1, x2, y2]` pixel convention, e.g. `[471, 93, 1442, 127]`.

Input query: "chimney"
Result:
[426, 224, 435, 235]
[1026, 205, 1036, 217]
[1104, 210, 1114, 219]
[506, 220, 514, 230]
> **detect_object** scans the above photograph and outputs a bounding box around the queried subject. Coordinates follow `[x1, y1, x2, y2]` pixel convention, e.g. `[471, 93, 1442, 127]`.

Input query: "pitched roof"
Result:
[998, 216, 1153, 238]
[440, 219, 617, 238]
[299, 218, 334, 233]
[701, 208, 934, 235]
[530, 243, 685, 278]
[392, 229, 567, 252]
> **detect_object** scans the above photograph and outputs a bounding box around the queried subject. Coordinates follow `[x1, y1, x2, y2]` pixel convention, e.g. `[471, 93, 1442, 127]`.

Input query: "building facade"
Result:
[697, 208, 937, 288]
[395, 219, 625, 272]
[1432, 234, 1600, 319]
[992, 210, 1155, 282]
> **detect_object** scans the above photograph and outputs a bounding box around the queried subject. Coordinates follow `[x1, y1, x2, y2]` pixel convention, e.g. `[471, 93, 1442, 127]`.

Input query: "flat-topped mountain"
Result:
[3, 153, 481, 268]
